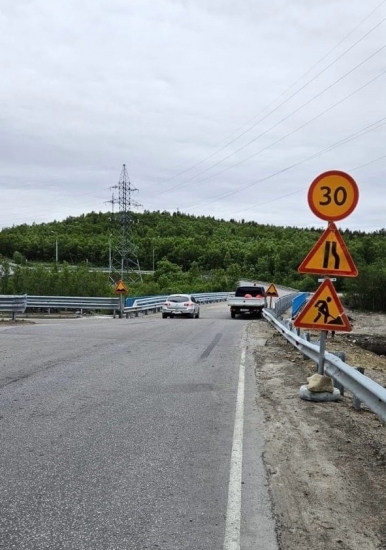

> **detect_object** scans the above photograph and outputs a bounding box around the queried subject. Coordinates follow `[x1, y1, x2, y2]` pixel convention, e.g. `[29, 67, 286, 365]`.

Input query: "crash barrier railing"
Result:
[263, 307, 386, 423]
[0, 293, 230, 319]
[273, 293, 301, 316]
[291, 292, 308, 317]
[0, 295, 27, 320]
[123, 292, 230, 317]
[26, 296, 120, 316]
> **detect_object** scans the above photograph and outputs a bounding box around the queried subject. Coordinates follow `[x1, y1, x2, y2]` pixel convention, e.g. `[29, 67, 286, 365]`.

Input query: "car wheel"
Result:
[162, 313, 168, 319]
[231, 311, 236, 318]
[196, 310, 200, 319]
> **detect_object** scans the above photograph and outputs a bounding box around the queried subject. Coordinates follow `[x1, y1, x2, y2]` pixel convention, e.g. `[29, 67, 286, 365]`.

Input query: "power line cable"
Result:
[227, 153, 386, 217]
[152, 65, 386, 212]
[147, 117, 384, 216]
[149, 4, 386, 187]
[154, 45, 386, 197]
[185, 152, 385, 224]
[175, 68, 386, 211]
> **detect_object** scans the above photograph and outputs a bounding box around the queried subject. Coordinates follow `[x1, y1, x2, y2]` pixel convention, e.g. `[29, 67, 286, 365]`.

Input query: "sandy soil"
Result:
[251, 310, 386, 550]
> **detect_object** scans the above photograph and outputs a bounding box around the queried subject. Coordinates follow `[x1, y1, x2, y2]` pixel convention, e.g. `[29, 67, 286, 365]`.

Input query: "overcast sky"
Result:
[1, 0, 385, 232]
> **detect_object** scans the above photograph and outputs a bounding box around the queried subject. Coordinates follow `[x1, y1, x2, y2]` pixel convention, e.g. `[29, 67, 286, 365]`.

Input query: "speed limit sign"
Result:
[308, 171, 359, 221]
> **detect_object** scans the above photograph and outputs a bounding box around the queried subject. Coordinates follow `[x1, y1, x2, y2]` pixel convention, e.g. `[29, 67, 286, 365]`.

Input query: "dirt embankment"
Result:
[251, 310, 386, 550]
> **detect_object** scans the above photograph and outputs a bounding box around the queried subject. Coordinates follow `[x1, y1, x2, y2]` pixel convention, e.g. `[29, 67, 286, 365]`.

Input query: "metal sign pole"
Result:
[318, 330, 327, 374]
[119, 294, 124, 319]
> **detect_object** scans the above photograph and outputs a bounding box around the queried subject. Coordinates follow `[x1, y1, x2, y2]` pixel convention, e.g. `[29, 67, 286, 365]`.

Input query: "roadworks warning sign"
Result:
[293, 278, 351, 332]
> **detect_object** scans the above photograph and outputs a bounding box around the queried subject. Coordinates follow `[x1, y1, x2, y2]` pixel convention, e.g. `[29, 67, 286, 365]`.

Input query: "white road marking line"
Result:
[223, 347, 246, 550]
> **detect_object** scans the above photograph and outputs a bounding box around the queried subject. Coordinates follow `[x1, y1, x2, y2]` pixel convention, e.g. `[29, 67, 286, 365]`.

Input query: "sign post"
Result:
[114, 279, 128, 318]
[265, 283, 279, 308]
[295, 171, 359, 376]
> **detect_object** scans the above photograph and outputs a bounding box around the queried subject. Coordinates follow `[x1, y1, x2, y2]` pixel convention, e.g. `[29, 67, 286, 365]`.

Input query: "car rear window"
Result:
[235, 287, 265, 297]
[167, 295, 189, 302]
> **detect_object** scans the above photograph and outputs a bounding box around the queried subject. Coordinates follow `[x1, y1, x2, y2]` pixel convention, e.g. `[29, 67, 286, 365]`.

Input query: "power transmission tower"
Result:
[109, 164, 142, 284]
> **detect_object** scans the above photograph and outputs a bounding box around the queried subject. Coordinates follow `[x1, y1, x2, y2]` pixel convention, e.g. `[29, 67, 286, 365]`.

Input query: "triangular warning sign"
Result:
[265, 283, 279, 297]
[114, 280, 128, 293]
[293, 279, 351, 332]
[298, 222, 357, 277]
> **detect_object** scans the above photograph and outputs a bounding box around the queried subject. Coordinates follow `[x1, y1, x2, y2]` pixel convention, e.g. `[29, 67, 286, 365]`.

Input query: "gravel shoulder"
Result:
[250, 310, 386, 550]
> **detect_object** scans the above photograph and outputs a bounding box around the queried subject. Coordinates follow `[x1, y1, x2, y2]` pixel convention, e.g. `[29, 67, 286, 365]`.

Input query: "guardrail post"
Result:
[331, 352, 346, 396]
[303, 332, 310, 360]
[353, 367, 365, 410]
[317, 330, 327, 375]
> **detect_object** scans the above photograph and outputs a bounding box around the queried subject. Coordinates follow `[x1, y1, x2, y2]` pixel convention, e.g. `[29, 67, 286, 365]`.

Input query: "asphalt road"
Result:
[0, 304, 277, 550]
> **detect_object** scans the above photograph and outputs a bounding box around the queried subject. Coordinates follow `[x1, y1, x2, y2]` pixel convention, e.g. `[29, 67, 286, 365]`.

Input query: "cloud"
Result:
[0, 0, 384, 230]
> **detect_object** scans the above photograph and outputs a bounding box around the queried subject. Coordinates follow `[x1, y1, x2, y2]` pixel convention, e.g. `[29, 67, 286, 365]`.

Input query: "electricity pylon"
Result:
[109, 164, 142, 284]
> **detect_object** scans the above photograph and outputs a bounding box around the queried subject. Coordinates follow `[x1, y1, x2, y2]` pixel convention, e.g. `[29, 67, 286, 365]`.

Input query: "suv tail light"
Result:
[184, 302, 193, 306]
[164, 301, 170, 306]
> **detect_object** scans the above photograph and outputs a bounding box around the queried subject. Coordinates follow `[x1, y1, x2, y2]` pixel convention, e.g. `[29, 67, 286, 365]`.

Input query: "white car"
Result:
[162, 294, 200, 319]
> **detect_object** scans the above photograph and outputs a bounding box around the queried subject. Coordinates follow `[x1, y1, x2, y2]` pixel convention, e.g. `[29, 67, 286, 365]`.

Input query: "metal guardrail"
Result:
[263, 307, 386, 422]
[123, 292, 230, 317]
[26, 296, 120, 314]
[273, 292, 301, 316]
[0, 295, 27, 320]
[0, 292, 230, 319]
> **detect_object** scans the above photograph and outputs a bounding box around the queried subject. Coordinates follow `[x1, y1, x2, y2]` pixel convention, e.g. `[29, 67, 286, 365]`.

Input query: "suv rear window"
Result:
[235, 286, 265, 297]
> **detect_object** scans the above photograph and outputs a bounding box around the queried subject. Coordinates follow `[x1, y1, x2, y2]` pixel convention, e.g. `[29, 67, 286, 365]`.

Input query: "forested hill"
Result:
[0, 210, 385, 309]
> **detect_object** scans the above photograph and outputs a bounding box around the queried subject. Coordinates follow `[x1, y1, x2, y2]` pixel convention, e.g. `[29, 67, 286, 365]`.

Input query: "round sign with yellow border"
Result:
[308, 170, 359, 221]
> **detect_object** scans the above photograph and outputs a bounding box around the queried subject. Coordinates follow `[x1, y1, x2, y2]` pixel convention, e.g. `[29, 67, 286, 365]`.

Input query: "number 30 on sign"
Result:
[308, 170, 359, 222]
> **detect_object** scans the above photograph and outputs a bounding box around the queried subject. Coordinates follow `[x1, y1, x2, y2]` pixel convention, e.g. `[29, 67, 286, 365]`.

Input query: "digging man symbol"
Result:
[313, 295, 345, 327]
[314, 296, 334, 324]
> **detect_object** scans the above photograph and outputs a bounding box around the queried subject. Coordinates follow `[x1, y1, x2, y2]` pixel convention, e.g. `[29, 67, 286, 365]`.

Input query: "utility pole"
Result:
[109, 164, 142, 284]
[105, 194, 115, 275]
[51, 231, 58, 263]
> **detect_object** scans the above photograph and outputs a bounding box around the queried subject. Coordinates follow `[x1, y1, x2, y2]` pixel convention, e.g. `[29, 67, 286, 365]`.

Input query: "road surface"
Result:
[0, 304, 277, 549]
